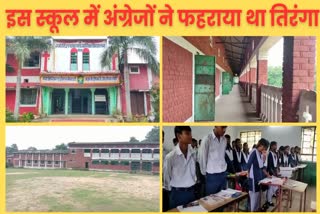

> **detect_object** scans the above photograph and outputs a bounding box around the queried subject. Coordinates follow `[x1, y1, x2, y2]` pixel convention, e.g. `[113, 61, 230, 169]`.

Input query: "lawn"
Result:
[6, 168, 159, 212]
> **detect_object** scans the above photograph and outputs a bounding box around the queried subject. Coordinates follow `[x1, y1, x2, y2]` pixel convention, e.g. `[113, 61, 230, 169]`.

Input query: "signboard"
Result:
[95, 95, 106, 102]
[40, 74, 120, 86]
[55, 43, 106, 48]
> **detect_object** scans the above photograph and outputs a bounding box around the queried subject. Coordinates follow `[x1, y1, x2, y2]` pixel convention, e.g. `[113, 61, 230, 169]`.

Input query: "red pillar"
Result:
[249, 67, 256, 101]
[256, 59, 268, 117]
[282, 36, 316, 122]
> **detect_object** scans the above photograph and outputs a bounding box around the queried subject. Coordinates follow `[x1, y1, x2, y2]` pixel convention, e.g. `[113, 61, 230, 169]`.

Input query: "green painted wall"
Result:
[42, 87, 52, 115]
[222, 72, 232, 95]
[194, 55, 215, 121]
[108, 87, 118, 114]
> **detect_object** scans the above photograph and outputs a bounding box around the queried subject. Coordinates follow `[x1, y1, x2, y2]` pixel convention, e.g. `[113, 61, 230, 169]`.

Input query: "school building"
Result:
[10, 142, 159, 173]
[6, 37, 158, 117]
[163, 36, 316, 122]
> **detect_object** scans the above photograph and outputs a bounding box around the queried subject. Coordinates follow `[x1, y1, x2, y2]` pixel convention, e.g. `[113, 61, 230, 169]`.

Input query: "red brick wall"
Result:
[184, 37, 232, 72]
[163, 38, 193, 122]
[66, 149, 91, 169]
[282, 36, 316, 122]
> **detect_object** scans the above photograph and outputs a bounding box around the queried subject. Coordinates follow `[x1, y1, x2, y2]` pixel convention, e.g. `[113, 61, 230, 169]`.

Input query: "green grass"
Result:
[6, 168, 159, 212]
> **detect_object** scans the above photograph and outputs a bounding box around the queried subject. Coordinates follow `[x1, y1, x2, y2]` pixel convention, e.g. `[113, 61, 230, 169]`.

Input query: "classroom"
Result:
[162, 126, 316, 212]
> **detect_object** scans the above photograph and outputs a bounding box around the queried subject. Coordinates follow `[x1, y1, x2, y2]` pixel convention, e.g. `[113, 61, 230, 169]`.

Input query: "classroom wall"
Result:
[163, 126, 302, 152]
[163, 126, 235, 152]
[232, 126, 302, 148]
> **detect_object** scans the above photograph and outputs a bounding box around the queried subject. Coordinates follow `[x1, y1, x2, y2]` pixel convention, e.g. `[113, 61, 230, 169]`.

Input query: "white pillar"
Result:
[38, 153, 40, 168]
[52, 154, 55, 168]
[31, 154, 34, 168]
[45, 154, 47, 168]
[144, 92, 147, 115]
[60, 154, 62, 168]
[19, 154, 21, 167]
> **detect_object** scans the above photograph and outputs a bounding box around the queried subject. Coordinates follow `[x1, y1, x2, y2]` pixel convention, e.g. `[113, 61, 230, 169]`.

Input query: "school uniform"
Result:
[225, 148, 235, 173]
[295, 153, 301, 165]
[242, 151, 249, 171]
[163, 144, 197, 209]
[280, 154, 290, 167]
[290, 153, 298, 167]
[199, 131, 227, 195]
[266, 151, 279, 204]
[233, 149, 243, 172]
[247, 148, 265, 212]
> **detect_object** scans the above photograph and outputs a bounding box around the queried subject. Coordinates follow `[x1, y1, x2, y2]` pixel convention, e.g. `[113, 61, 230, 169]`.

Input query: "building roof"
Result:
[13, 150, 69, 154]
[68, 141, 159, 146]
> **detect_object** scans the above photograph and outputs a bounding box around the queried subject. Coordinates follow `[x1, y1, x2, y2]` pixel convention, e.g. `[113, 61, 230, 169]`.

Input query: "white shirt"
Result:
[283, 154, 289, 166]
[163, 144, 196, 190]
[199, 131, 227, 175]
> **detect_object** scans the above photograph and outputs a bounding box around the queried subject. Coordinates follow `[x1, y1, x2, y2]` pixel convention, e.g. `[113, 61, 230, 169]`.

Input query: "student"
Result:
[247, 138, 271, 212]
[164, 126, 197, 209]
[280, 146, 291, 167]
[199, 126, 228, 195]
[290, 147, 298, 167]
[294, 146, 302, 164]
[233, 138, 243, 172]
[232, 140, 236, 150]
[225, 135, 235, 173]
[162, 131, 170, 212]
[278, 146, 284, 164]
[266, 141, 279, 207]
[242, 142, 250, 171]
[192, 138, 198, 149]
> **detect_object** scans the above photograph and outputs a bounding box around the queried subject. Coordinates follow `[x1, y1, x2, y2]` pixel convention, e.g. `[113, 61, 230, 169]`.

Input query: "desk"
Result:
[259, 177, 285, 212]
[296, 164, 307, 181]
[167, 191, 248, 212]
[282, 179, 308, 212]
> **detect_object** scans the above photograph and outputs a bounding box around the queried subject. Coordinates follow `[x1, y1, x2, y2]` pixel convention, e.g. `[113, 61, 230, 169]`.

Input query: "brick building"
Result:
[163, 36, 316, 122]
[6, 37, 158, 117]
[11, 142, 159, 173]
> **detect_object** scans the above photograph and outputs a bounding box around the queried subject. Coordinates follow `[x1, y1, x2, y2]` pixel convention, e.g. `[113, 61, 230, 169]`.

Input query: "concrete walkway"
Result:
[215, 85, 261, 122]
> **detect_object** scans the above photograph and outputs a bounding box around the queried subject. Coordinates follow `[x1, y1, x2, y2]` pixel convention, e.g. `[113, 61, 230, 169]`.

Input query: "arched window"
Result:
[82, 48, 90, 71]
[70, 48, 78, 71]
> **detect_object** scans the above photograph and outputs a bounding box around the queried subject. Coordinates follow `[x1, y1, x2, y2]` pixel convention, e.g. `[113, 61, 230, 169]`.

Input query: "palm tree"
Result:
[6, 37, 52, 121]
[100, 37, 159, 118]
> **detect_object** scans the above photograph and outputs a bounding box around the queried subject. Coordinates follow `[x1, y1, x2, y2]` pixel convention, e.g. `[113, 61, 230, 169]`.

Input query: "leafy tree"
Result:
[145, 126, 160, 142]
[100, 37, 159, 118]
[27, 147, 37, 151]
[129, 137, 140, 144]
[150, 84, 159, 122]
[6, 37, 52, 120]
[268, 66, 283, 88]
[54, 143, 68, 150]
[6, 144, 18, 154]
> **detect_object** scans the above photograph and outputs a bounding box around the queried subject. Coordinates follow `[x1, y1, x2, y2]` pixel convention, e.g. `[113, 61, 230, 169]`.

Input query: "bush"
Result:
[22, 112, 34, 122]
[6, 109, 16, 122]
[150, 84, 159, 122]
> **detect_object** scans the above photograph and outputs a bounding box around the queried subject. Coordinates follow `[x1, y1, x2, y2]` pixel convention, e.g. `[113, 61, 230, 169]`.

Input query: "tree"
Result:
[100, 37, 159, 118]
[54, 143, 68, 150]
[129, 137, 140, 144]
[145, 126, 160, 142]
[6, 144, 19, 154]
[268, 66, 283, 88]
[27, 147, 37, 151]
[6, 37, 52, 120]
[150, 84, 159, 122]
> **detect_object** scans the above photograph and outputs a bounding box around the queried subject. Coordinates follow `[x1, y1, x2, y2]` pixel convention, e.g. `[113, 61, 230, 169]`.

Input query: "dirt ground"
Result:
[6, 169, 159, 212]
